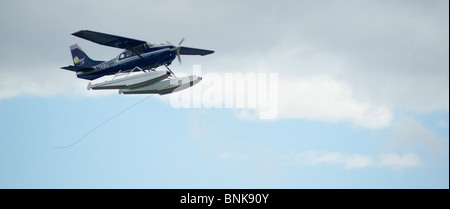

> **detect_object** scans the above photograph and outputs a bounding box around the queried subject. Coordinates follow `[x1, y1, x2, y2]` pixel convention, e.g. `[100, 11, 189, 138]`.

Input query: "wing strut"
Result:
[164, 65, 177, 78]
[119, 39, 144, 59]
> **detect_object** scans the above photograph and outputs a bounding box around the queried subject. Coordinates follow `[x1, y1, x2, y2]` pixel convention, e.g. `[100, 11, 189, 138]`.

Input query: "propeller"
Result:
[165, 38, 188, 78]
[167, 38, 185, 65]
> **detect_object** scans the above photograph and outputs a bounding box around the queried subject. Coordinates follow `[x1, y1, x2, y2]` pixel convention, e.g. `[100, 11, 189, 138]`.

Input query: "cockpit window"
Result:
[126, 50, 133, 57]
[119, 51, 132, 60]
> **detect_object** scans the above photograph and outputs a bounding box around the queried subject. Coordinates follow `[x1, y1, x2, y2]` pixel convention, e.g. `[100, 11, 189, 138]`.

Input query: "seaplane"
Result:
[61, 30, 214, 95]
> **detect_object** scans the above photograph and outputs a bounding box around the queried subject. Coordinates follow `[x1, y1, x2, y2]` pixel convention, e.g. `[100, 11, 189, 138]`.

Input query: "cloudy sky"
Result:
[0, 0, 448, 188]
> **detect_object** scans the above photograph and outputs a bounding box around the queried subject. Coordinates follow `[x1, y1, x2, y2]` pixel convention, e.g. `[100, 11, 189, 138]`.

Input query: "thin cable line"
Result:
[54, 95, 151, 149]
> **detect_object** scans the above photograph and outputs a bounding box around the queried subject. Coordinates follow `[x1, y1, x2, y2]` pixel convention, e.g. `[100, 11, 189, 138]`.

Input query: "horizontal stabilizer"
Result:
[61, 65, 94, 72]
[179, 47, 214, 56]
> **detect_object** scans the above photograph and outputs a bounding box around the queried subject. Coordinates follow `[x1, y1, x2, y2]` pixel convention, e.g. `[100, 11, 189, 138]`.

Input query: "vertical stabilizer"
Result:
[70, 44, 103, 67]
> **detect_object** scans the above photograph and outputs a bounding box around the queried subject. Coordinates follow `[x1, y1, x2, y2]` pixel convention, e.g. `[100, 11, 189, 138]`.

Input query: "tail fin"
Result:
[70, 44, 103, 67]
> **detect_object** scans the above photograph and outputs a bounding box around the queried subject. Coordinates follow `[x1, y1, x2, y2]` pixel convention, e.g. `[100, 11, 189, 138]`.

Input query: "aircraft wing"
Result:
[72, 30, 147, 49]
[179, 47, 214, 56]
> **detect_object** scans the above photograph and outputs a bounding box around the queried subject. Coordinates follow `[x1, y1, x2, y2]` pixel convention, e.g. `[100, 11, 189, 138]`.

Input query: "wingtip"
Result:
[202, 50, 215, 56]
[71, 30, 84, 36]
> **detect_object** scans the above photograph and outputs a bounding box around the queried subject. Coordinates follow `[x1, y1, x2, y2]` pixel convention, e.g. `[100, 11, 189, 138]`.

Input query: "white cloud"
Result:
[0, 65, 82, 99]
[0, 65, 117, 100]
[288, 150, 422, 170]
[216, 148, 423, 170]
[276, 76, 393, 129]
[160, 67, 394, 129]
[379, 153, 422, 168]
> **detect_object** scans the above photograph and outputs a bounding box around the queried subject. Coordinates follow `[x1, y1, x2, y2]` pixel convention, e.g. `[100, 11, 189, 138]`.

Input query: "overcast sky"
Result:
[0, 0, 448, 188]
